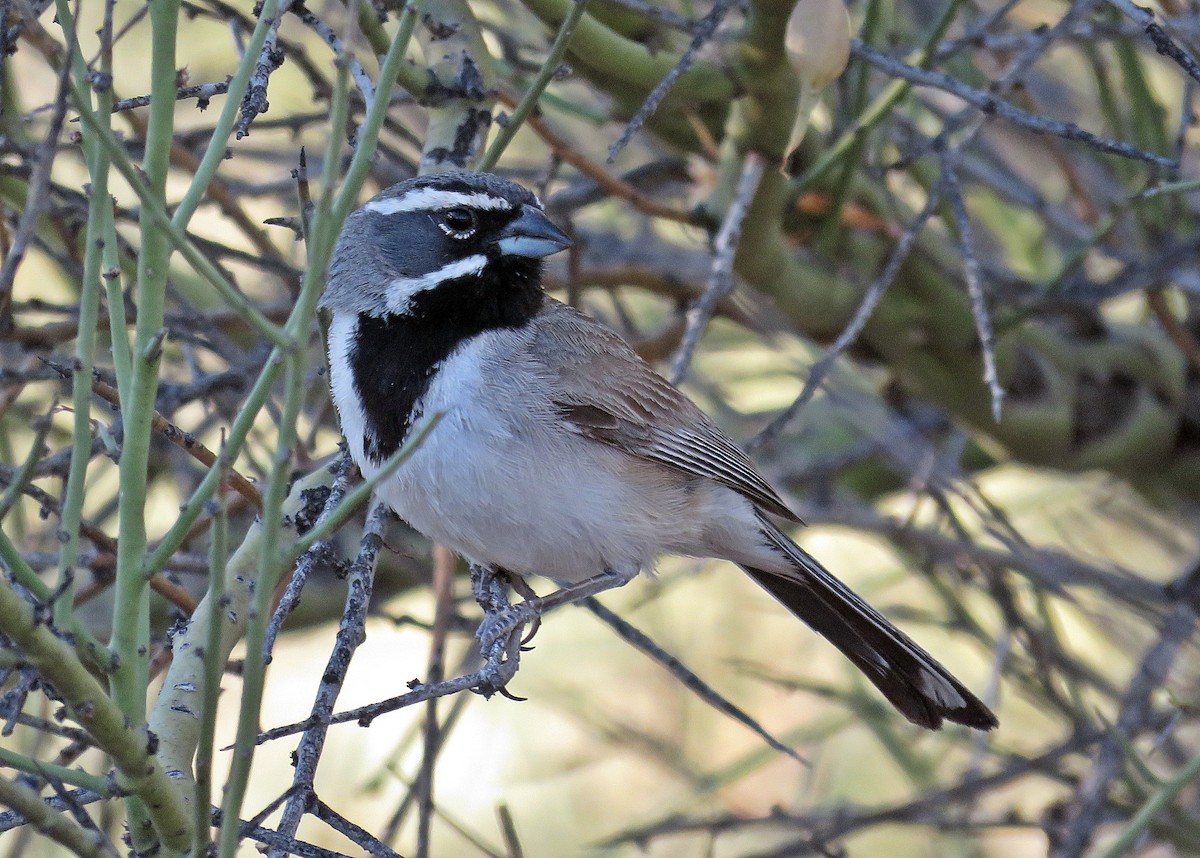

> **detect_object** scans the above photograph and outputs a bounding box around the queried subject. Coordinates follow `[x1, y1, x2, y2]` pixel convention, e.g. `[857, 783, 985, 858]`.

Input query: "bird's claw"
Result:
[477, 600, 539, 653]
[473, 600, 540, 699]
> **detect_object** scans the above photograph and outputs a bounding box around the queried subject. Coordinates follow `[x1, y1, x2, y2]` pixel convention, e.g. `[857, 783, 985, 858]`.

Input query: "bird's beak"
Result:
[495, 205, 572, 258]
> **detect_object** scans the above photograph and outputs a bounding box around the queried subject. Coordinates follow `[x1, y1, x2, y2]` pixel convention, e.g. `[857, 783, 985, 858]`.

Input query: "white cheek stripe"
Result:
[365, 189, 514, 215]
[386, 254, 488, 314]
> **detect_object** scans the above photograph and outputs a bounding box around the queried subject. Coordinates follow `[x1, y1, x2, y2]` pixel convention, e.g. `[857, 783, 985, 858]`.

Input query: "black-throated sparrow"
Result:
[321, 171, 997, 731]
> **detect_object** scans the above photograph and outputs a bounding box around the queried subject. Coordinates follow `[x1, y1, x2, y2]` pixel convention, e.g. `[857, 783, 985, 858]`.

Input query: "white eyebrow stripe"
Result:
[365, 189, 515, 215]
[386, 254, 488, 314]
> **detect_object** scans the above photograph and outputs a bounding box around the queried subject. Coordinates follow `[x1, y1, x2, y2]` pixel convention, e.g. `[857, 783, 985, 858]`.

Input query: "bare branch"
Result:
[852, 40, 1178, 169]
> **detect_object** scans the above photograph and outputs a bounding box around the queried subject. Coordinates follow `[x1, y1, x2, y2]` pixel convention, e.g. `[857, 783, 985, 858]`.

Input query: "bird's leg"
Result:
[476, 565, 639, 665]
[471, 563, 511, 616]
[499, 571, 542, 645]
[471, 566, 639, 696]
[471, 564, 526, 698]
[474, 565, 639, 697]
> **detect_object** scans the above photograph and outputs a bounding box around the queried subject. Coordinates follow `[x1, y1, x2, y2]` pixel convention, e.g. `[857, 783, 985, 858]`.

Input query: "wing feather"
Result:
[531, 300, 800, 522]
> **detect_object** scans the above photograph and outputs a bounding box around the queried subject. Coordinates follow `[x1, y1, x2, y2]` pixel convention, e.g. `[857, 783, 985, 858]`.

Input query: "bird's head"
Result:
[321, 171, 572, 318]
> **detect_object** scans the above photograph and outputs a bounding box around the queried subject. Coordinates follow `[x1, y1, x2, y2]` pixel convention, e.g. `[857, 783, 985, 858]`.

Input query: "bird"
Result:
[320, 170, 998, 732]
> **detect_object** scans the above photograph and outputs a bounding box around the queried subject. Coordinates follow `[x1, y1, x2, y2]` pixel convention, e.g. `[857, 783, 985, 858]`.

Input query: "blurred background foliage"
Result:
[1, 0, 1200, 853]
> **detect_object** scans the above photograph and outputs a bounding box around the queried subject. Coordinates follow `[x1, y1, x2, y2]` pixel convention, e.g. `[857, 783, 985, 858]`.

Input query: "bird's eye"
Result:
[442, 208, 476, 236]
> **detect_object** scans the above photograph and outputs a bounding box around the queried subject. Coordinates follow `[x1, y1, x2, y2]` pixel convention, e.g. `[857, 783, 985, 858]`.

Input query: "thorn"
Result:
[141, 328, 168, 363]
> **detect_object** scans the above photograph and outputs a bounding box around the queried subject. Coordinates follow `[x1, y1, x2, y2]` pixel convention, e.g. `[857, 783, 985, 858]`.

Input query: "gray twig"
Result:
[44, 776, 120, 858]
[262, 451, 355, 659]
[932, 0, 1024, 62]
[910, 0, 1107, 165]
[235, 0, 297, 139]
[211, 805, 362, 857]
[1050, 600, 1198, 857]
[943, 159, 1004, 422]
[416, 547, 457, 858]
[669, 152, 765, 384]
[106, 80, 232, 114]
[605, 725, 1127, 850]
[749, 176, 946, 452]
[311, 798, 404, 858]
[294, 5, 375, 111]
[0, 789, 106, 834]
[1104, 0, 1200, 86]
[607, 0, 738, 162]
[267, 498, 389, 858]
[254, 669, 498, 744]
[0, 38, 72, 325]
[582, 597, 807, 766]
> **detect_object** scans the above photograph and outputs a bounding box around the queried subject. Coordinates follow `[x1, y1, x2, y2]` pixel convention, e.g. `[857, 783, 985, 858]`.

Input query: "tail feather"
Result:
[745, 522, 998, 731]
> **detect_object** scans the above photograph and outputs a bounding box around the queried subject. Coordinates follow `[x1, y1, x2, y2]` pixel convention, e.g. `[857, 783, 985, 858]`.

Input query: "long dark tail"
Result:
[744, 520, 997, 731]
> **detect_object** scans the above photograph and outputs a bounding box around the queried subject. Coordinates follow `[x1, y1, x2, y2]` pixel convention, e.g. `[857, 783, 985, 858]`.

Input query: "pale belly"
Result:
[371, 404, 705, 582]
[331, 322, 765, 582]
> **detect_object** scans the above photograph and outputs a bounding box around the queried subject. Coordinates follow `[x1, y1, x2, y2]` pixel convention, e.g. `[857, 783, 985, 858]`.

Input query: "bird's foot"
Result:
[474, 601, 539, 699]
[469, 564, 639, 698]
[470, 565, 537, 698]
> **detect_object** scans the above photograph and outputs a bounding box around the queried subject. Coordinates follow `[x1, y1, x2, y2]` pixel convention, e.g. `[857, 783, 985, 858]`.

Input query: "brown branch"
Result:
[416, 545, 457, 858]
[43, 361, 263, 510]
[1146, 288, 1200, 375]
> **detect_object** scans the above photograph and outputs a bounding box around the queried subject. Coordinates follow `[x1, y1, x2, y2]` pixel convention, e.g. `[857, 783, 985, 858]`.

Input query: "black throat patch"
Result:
[347, 259, 544, 462]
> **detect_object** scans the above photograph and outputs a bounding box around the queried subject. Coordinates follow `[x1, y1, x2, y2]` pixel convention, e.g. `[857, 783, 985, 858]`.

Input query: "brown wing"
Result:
[529, 299, 800, 522]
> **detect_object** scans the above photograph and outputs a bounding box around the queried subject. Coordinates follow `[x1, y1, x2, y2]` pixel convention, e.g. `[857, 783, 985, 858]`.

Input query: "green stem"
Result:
[789, 0, 963, 198]
[357, 2, 427, 96]
[148, 468, 335, 829]
[813, 0, 885, 249]
[191, 474, 228, 855]
[1096, 749, 1200, 858]
[216, 31, 355, 858]
[28, 6, 102, 603]
[520, 0, 731, 102]
[101, 202, 132, 391]
[55, 36, 112, 633]
[108, 0, 181, 848]
[141, 354, 282, 576]
[0, 746, 113, 794]
[0, 776, 113, 858]
[216, 352, 307, 858]
[0, 412, 52, 523]
[0, 571, 191, 850]
[477, 0, 592, 171]
[0, 518, 110, 672]
[333, 5, 418, 222]
[66, 82, 289, 348]
[1139, 177, 1200, 198]
[95, 0, 131, 396]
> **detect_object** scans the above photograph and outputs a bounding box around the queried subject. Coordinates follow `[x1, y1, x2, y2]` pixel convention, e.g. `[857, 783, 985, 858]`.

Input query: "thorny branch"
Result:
[851, 40, 1178, 169]
[942, 158, 1004, 422]
[607, 0, 741, 162]
[267, 499, 389, 858]
[749, 173, 947, 452]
